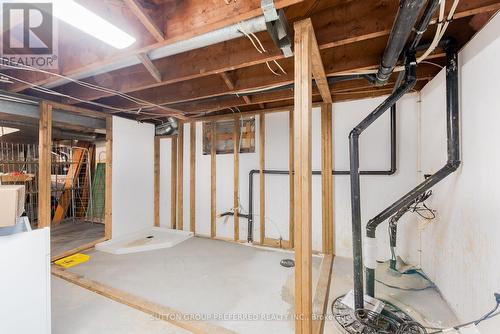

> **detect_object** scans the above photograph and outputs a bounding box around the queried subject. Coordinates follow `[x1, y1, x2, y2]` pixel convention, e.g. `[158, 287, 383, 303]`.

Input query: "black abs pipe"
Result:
[245, 103, 398, 243]
[349, 55, 417, 310]
[376, 0, 425, 85]
[365, 48, 460, 298]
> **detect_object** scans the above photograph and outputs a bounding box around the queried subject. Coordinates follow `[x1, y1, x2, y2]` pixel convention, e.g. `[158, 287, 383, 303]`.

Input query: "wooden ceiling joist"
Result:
[6, 0, 305, 93]
[124, 0, 165, 42]
[137, 53, 163, 83]
[24, 0, 495, 110]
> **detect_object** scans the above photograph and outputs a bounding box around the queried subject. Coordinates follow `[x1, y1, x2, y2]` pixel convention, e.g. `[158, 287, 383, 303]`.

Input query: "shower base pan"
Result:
[95, 227, 193, 255]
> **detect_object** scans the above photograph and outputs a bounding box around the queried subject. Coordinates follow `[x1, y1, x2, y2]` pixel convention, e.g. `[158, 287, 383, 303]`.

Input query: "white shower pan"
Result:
[95, 227, 193, 255]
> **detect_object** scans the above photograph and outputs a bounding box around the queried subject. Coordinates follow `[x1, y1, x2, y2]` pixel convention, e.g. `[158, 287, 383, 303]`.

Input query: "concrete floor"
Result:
[51, 221, 104, 256]
[324, 257, 459, 333]
[62, 237, 323, 334]
[52, 276, 189, 334]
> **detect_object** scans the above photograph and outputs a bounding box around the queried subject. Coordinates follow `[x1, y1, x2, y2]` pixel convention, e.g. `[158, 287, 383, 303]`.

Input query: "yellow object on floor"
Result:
[55, 253, 90, 268]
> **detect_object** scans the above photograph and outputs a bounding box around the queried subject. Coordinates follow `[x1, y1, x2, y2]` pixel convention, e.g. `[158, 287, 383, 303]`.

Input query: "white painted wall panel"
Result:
[0, 228, 51, 334]
[112, 116, 155, 239]
[159, 138, 172, 228]
[399, 14, 500, 332]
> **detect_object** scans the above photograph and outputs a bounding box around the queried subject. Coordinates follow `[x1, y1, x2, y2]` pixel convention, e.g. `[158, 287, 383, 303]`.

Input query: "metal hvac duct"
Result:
[43, 16, 268, 89]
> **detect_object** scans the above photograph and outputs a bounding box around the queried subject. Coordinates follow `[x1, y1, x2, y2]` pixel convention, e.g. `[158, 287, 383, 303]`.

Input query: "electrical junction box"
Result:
[0, 185, 25, 227]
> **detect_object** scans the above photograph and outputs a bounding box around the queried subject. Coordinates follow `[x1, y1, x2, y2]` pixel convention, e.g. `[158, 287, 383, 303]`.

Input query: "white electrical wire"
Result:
[330, 0, 460, 77]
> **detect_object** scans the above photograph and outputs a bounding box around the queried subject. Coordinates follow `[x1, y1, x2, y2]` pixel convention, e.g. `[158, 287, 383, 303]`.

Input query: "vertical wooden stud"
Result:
[289, 109, 294, 249]
[327, 104, 335, 254]
[177, 122, 184, 230]
[190, 124, 196, 233]
[233, 117, 240, 241]
[210, 121, 217, 238]
[259, 114, 266, 244]
[170, 137, 177, 229]
[154, 137, 160, 227]
[38, 101, 52, 229]
[293, 19, 313, 334]
[321, 103, 333, 254]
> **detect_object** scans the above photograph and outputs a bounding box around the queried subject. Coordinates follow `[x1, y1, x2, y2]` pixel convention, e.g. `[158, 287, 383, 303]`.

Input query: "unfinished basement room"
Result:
[1, 0, 500, 333]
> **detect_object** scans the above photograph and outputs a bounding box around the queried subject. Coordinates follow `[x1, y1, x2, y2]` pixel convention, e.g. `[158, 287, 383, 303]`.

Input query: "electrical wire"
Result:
[238, 23, 288, 77]
[0, 72, 170, 117]
[0, 59, 185, 116]
[330, 0, 460, 77]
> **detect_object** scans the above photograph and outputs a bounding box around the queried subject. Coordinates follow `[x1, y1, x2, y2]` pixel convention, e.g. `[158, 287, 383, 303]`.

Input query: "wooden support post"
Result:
[38, 101, 52, 229]
[210, 121, 217, 238]
[294, 19, 313, 334]
[170, 136, 178, 229]
[177, 122, 184, 230]
[233, 117, 240, 241]
[104, 116, 113, 239]
[321, 103, 334, 254]
[154, 137, 160, 227]
[190, 124, 196, 233]
[328, 105, 334, 254]
[289, 109, 294, 249]
[259, 114, 266, 244]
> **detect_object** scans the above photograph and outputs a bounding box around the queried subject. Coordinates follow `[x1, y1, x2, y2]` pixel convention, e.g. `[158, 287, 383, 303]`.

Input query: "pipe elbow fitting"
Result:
[349, 128, 361, 139]
[448, 160, 461, 171]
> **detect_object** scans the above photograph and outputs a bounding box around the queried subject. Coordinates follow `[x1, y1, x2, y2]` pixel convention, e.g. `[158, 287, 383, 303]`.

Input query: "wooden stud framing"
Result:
[105, 116, 113, 239]
[210, 121, 217, 238]
[289, 109, 294, 249]
[321, 103, 334, 254]
[177, 122, 184, 230]
[259, 114, 266, 244]
[38, 101, 52, 229]
[233, 117, 240, 241]
[154, 136, 160, 227]
[170, 136, 178, 229]
[293, 19, 313, 334]
[190, 124, 196, 233]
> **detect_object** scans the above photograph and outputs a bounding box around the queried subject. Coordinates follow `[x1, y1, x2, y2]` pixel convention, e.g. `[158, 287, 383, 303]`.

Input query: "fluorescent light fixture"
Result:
[53, 0, 136, 49]
[0, 127, 20, 137]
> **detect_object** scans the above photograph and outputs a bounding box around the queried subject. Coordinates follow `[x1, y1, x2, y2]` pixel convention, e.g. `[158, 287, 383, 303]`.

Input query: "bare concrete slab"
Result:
[51, 220, 104, 256]
[52, 276, 189, 334]
[324, 257, 459, 333]
[65, 237, 322, 334]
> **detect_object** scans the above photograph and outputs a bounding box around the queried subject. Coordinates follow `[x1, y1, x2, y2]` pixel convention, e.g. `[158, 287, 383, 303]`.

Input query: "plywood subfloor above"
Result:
[60, 237, 323, 334]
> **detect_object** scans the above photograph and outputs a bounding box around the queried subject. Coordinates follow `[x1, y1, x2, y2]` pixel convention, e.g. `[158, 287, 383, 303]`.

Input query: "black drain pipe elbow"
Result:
[365, 47, 461, 298]
[350, 55, 417, 310]
[376, 0, 425, 85]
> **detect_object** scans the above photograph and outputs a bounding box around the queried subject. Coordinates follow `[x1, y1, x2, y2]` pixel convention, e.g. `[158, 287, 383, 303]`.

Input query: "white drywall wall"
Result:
[159, 137, 172, 228]
[160, 96, 419, 254]
[112, 116, 155, 239]
[0, 228, 51, 334]
[399, 14, 500, 332]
